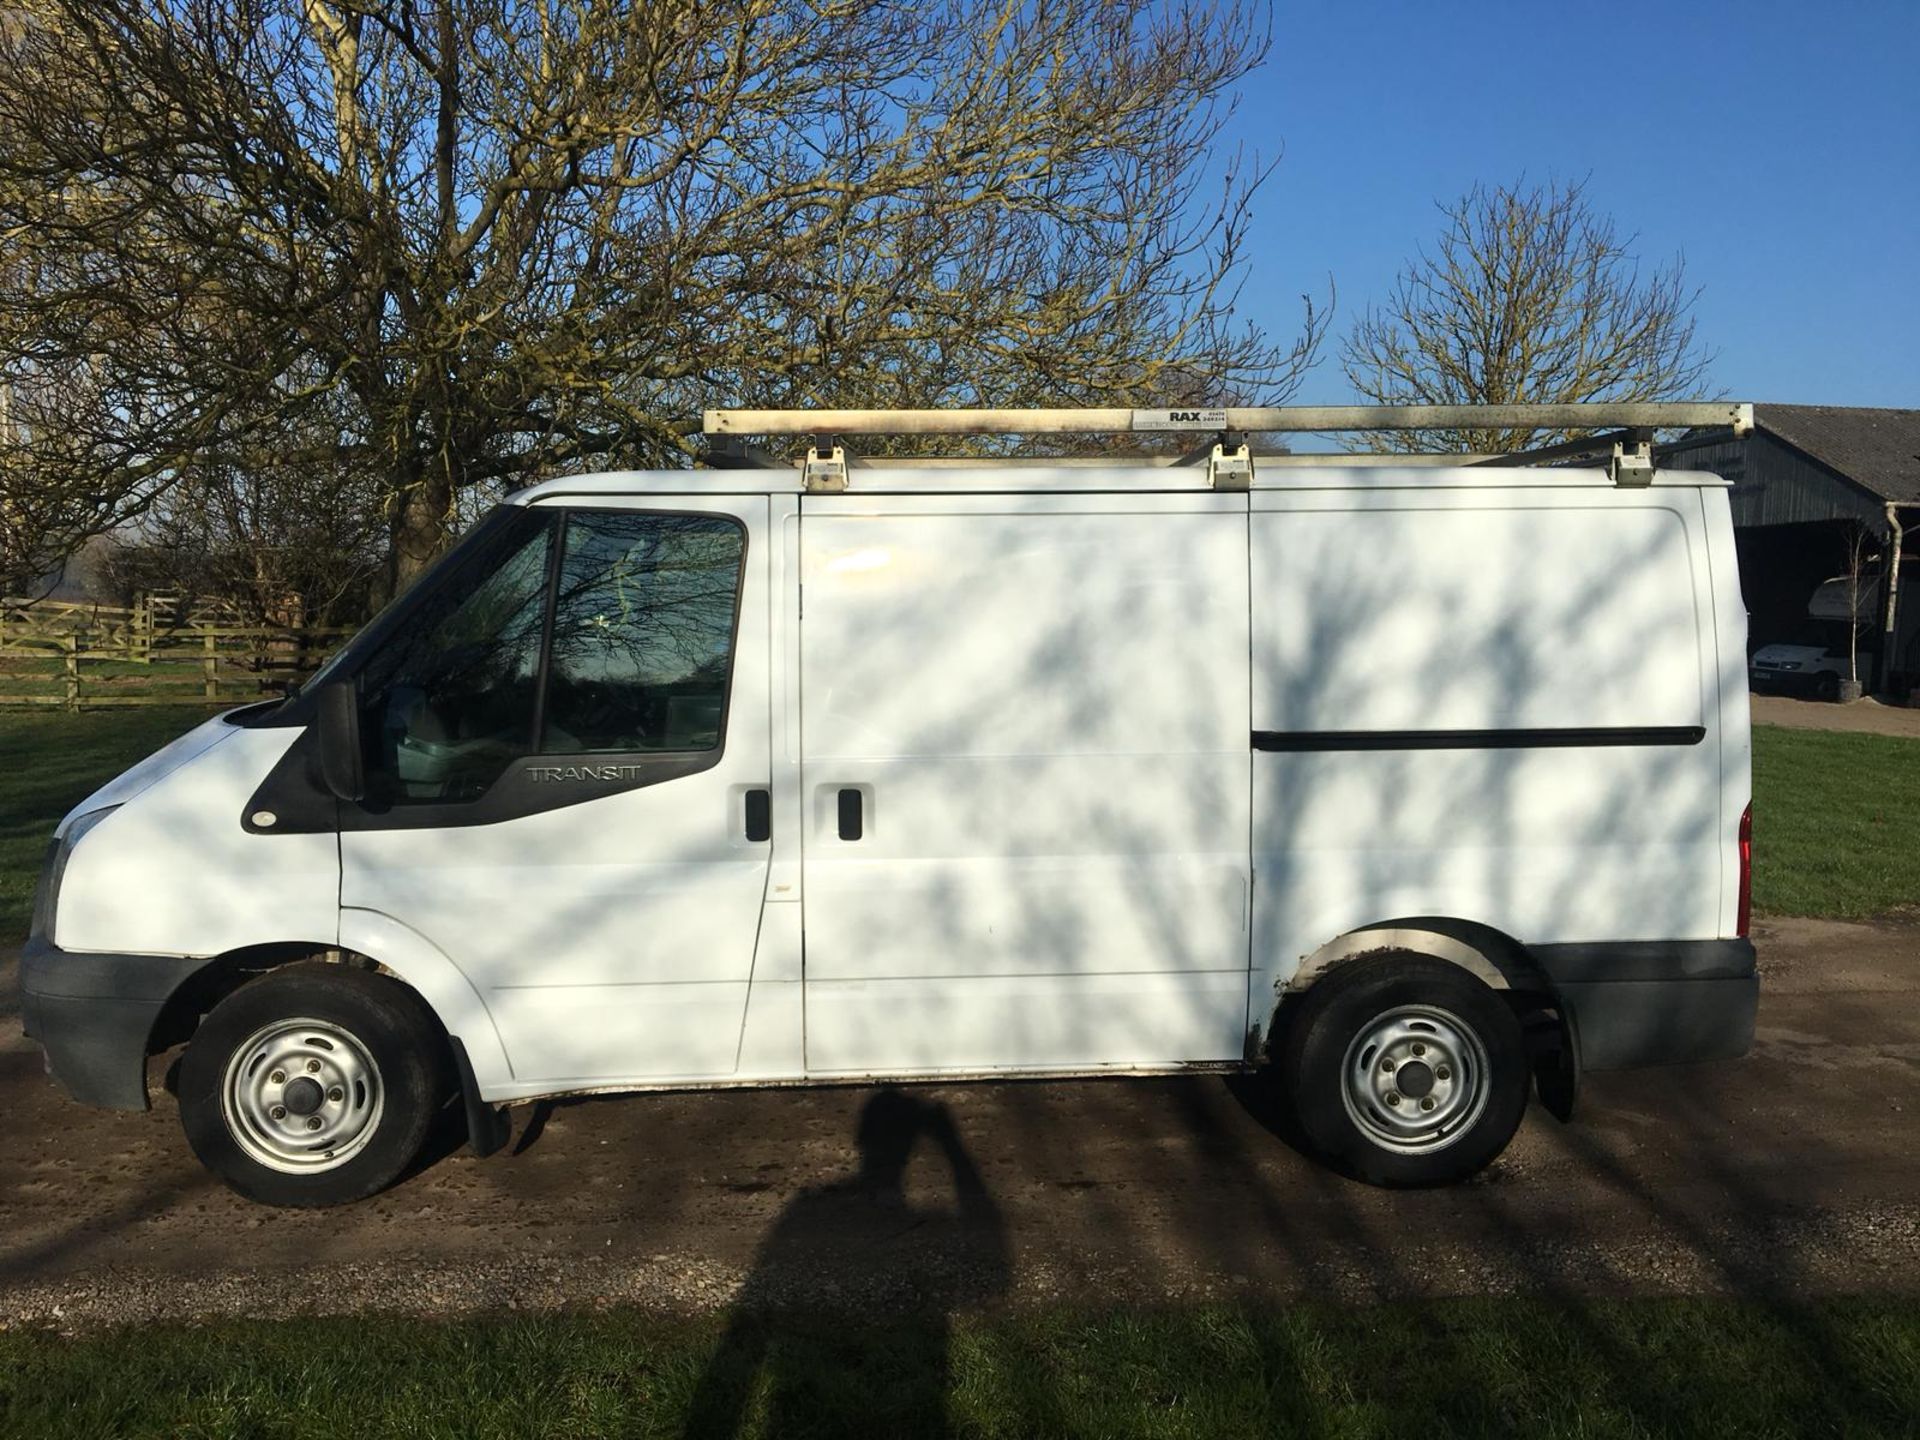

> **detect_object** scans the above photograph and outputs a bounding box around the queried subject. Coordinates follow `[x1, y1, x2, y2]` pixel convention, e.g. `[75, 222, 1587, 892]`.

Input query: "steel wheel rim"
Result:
[1339, 1004, 1490, 1155]
[220, 1017, 384, 1173]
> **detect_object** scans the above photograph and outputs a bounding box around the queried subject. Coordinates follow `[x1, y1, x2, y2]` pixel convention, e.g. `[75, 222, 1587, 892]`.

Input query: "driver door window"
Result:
[542, 513, 745, 754]
[357, 508, 745, 809]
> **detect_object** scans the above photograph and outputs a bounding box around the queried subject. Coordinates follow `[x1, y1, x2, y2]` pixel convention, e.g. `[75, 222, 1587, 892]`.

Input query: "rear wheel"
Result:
[1279, 953, 1529, 1186]
[178, 963, 447, 1207]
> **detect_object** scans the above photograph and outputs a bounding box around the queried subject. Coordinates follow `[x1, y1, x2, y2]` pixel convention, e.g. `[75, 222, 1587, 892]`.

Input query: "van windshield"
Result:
[295, 504, 532, 702]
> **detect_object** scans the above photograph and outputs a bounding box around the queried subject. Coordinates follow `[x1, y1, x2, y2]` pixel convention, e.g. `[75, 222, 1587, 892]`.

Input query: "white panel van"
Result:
[19, 407, 1759, 1206]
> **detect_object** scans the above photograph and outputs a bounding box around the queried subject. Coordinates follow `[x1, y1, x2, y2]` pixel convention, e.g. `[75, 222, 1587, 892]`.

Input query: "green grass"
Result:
[1, 1298, 1916, 1438]
[1751, 724, 1920, 919]
[1, 714, 1914, 947]
[0, 708, 211, 943]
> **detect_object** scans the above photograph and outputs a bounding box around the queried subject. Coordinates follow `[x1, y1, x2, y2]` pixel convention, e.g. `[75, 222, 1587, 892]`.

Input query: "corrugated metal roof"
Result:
[1755, 404, 1920, 504]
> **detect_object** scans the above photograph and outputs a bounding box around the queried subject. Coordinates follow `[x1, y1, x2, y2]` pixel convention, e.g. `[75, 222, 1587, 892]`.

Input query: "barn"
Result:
[1659, 405, 1919, 700]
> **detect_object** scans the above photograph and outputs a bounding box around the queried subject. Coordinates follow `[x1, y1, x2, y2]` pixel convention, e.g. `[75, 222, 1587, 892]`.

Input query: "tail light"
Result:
[1736, 802, 1753, 938]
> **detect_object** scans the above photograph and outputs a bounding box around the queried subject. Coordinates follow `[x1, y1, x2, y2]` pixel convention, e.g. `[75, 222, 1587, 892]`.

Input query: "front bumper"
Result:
[19, 937, 209, 1110]
[1532, 938, 1758, 1072]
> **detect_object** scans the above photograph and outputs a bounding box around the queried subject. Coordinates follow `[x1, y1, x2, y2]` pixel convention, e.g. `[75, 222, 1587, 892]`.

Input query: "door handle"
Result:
[744, 788, 771, 842]
[836, 788, 863, 842]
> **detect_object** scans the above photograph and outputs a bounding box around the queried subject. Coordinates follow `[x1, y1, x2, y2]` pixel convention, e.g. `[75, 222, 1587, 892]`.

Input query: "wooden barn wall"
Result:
[1664, 433, 1892, 531]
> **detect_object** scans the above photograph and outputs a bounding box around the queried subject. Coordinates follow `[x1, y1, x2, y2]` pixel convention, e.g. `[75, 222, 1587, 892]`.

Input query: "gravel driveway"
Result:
[4, 914, 1918, 1330]
[1752, 692, 1920, 737]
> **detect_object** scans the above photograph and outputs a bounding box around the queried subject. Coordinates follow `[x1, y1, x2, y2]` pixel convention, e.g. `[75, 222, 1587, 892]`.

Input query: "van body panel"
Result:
[53, 726, 338, 958]
[1249, 493, 1705, 733]
[797, 497, 1254, 1072]
[803, 971, 1253, 1077]
[1699, 489, 1754, 939]
[1246, 486, 1729, 1024]
[339, 494, 778, 1085]
[51, 709, 240, 838]
[734, 899, 804, 1079]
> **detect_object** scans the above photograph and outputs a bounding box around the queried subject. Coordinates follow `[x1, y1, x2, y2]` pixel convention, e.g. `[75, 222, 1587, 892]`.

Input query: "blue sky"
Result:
[1219, 0, 1920, 408]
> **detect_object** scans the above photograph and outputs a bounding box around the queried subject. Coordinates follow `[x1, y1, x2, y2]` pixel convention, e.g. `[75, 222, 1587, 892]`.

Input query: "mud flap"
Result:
[449, 1037, 511, 1157]
[1527, 1007, 1580, 1122]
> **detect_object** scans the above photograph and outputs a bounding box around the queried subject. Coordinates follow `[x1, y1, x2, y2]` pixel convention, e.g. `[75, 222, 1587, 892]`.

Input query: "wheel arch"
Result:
[1285, 918, 1547, 997]
[337, 908, 512, 1096]
[149, 914, 511, 1104]
[1260, 918, 1576, 1119]
[149, 939, 346, 1058]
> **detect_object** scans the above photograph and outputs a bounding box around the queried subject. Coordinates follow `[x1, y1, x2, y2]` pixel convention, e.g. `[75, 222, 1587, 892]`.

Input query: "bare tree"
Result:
[1839, 522, 1873, 695]
[0, 0, 1322, 600]
[102, 404, 390, 629]
[1341, 177, 1712, 453]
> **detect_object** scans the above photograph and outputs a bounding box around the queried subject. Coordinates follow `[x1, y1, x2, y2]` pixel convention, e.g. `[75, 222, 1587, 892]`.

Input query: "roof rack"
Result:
[703, 403, 1754, 491]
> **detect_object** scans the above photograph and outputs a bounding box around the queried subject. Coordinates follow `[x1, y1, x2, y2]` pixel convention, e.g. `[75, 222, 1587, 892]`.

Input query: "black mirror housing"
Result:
[316, 679, 365, 801]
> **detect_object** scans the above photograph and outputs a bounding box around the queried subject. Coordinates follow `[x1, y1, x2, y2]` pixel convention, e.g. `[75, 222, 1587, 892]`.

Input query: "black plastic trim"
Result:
[241, 728, 341, 835]
[1531, 938, 1756, 985]
[1530, 939, 1758, 1072]
[837, 788, 863, 842]
[744, 788, 771, 843]
[341, 751, 723, 830]
[1252, 726, 1706, 752]
[18, 938, 211, 1111]
[1552, 974, 1757, 1071]
[27, 838, 58, 942]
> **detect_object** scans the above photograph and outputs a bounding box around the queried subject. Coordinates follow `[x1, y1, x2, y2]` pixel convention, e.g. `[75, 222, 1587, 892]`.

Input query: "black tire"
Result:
[1279, 953, 1529, 1187]
[178, 963, 448, 1207]
[1817, 672, 1841, 702]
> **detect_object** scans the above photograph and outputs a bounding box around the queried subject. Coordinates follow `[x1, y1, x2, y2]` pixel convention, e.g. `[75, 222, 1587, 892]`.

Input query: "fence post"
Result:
[64, 633, 79, 712]
[203, 627, 218, 700]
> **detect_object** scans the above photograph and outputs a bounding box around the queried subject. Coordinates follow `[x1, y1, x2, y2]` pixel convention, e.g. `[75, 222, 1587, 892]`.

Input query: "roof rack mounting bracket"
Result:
[1609, 432, 1655, 487]
[1208, 431, 1253, 491]
[803, 442, 850, 492]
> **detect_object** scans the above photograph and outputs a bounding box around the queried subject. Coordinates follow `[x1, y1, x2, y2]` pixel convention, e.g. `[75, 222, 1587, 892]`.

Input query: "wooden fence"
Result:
[0, 597, 351, 711]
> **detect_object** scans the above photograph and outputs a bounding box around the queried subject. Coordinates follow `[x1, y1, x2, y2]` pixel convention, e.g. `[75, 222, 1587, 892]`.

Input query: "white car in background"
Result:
[1748, 643, 1861, 700]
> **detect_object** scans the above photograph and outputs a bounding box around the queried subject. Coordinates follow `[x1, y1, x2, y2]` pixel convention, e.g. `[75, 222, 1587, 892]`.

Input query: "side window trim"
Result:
[528, 509, 567, 753]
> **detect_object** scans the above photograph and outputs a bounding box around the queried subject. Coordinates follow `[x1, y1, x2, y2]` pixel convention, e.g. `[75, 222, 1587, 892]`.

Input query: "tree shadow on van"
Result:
[682, 1087, 1009, 1439]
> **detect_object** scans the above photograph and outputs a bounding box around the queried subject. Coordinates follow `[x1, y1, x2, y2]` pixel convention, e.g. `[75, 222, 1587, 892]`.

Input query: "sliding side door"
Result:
[799, 492, 1252, 1076]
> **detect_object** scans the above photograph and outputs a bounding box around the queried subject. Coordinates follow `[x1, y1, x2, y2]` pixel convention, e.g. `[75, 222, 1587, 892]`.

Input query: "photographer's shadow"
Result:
[684, 1087, 1010, 1438]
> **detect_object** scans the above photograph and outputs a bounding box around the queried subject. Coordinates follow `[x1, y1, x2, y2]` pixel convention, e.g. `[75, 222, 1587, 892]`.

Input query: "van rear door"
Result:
[797, 492, 1252, 1075]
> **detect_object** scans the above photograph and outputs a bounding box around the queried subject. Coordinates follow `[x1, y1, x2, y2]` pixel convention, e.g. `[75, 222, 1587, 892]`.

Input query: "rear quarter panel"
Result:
[1248, 481, 1729, 1021]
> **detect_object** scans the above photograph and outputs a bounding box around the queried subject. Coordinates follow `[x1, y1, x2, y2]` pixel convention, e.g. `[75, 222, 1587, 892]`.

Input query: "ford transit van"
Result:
[19, 404, 1760, 1205]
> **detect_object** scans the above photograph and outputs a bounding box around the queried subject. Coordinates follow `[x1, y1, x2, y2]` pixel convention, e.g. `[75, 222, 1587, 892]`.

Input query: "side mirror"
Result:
[315, 679, 365, 802]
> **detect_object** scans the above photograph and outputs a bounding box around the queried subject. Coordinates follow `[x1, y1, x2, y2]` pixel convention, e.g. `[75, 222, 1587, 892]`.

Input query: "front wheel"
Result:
[178, 963, 447, 1207]
[1279, 953, 1530, 1186]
